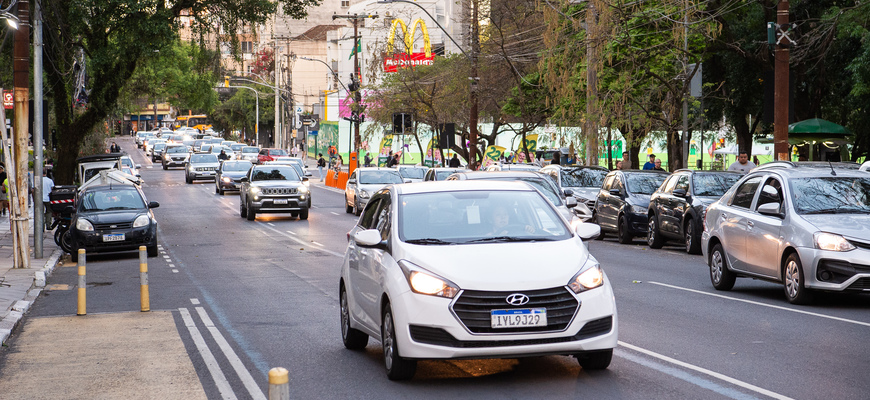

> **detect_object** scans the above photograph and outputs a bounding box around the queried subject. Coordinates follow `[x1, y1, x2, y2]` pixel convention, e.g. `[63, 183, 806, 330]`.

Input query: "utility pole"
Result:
[585, 1, 598, 166]
[469, 0, 480, 169]
[11, 1, 30, 268]
[333, 14, 377, 156]
[33, 0, 44, 258]
[681, 0, 689, 169]
[774, 0, 790, 161]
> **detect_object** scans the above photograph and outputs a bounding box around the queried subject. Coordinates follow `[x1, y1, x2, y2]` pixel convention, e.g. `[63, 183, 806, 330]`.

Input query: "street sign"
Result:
[3, 92, 12, 110]
[295, 106, 303, 114]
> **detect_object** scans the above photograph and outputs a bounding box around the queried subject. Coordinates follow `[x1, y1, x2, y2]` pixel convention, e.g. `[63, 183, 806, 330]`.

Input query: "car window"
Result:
[612, 176, 625, 193]
[625, 173, 667, 195]
[675, 175, 690, 193]
[360, 171, 403, 184]
[756, 178, 784, 212]
[222, 161, 252, 171]
[166, 146, 187, 154]
[121, 158, 134, 168]
[374, 197, 392, 241]
[359, 198, 382, 229]
[251, 166, 300, 181]
[79, 189, 145, 211]
[790, 177, 870, 214]
[190, 154, 218, 163]
[662, 176, 678, 194]
[242, 147, 258, 154]
[693, 173, 742, 197]
[399, 168, 426, 179]
[730, 176, 762, 209]
[269, 149, 288, 156]
[561, 168, 607, 188]
[601, 175, 614, 191]
[436, 170, 457, 180]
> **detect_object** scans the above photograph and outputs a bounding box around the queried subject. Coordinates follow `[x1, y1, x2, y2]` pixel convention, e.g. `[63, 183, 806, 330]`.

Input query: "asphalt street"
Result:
[5, 137, 870, 399]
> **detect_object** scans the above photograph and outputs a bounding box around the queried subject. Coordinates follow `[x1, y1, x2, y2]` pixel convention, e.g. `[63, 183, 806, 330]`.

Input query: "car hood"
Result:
[399, 239, 589, 291]
[79, 210, 144, 224]
[802, 215, 870, 241]
[251, 180, 304, 188]
[570, 187, 600, 201]
[221, 171, 248, 179]
[626, 193, 652, 208]
[190, 162, 220, 168]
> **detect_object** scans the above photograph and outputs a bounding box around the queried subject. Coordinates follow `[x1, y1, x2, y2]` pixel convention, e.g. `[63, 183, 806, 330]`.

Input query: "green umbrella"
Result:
[787, 118, 853, 143]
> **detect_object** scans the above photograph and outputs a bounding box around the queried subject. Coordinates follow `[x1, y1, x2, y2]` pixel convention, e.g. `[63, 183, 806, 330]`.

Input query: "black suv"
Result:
[593, 170, 669, 244]
[646, 170, 742, 253]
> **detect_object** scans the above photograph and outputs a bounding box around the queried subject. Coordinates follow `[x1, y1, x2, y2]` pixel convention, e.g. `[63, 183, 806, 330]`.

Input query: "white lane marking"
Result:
[146, 166, 153, 169]
[157, 245, 164, 249]
[169, 264, 175, 268]
[190, 298, 200, 305]
[619, 341, 792, 400]
[649, 281, 870, 328]
[267, 223, 275, 227]
[195, 307, 267, 400]
[257, 223, 344, 258]
[172, 269, 179, 273]
[330, 212, 339, 216]
[178, 308, 237, 400]
[286, 230, 296, 235]
[311, 241, 323, 247]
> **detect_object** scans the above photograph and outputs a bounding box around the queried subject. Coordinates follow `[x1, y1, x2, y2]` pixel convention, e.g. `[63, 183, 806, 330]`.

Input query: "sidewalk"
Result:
[0, 206, 63, 345]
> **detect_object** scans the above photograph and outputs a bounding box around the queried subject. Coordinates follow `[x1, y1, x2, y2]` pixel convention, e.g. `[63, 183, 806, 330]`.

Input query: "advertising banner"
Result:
[378, 135, 394, 167]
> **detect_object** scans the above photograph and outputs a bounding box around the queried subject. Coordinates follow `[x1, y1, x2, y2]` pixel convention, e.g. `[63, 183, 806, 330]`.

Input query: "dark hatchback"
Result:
[593, 170, 669, 244]
[647, 170, 741, 254]
[69, 185, 159, 262]
[215, 160, 253, 195]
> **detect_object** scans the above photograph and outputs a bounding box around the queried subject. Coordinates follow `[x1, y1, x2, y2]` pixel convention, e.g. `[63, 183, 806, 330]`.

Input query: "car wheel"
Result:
[240, 201, 248, 218]
[215, 184, 220, 194]
[617, 215, 632, 244]
[576, 349, 613, 370]
[685, 219, 701, 254]
[246, 202, 257, 221]
[60, 230, 73, 254]
[592, 212, 605, 241]
[710, 243, 736, 291]
[340, 286, 368, 350]
[783, 253, 813, 305]
[147, 243, 158, 257]
[345, 203, 353, 214]
[70, 248, 78, 263]
[381, 303, 417, 380]
[647, 216, 665, 249]
[162, 164, 167, 170]
[353, 198, 362, 216]
[185, 174, 192, 184]
[299, 208, 309, 220]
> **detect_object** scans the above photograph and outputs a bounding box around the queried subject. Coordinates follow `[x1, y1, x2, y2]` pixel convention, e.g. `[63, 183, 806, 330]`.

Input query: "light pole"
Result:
[299, 57, 351, 160]
[237, 71, 281, 148]
[376, 0, 479, 168]
[227, 84, 260, 146]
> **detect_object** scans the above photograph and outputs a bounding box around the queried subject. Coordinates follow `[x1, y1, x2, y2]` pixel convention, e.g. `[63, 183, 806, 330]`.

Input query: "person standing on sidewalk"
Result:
[317, 153, 326, 182]
[0, 164, 7, 216]
[41, 169, 54, 231]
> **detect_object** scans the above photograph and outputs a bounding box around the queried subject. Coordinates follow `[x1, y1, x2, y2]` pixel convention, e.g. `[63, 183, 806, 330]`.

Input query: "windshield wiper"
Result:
[803, 207, 870, 214]
[404, 238, 452, 245]
[463, 236, 544, 243]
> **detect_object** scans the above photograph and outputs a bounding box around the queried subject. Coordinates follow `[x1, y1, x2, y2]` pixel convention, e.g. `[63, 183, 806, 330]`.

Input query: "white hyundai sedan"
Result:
[339, 180, 618, 380]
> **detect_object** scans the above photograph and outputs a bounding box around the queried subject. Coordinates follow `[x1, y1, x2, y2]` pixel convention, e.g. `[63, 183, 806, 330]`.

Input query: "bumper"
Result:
[625, 212, 648, 235]
[218, 179, 241, 191]
[388, 278, 618, 360]
[796, 246, 870, 292]
[163, 159, 187, 167]
[188, 171, 217, 180]
[73, 226, 157, 254]
[250, 196, 311, 213]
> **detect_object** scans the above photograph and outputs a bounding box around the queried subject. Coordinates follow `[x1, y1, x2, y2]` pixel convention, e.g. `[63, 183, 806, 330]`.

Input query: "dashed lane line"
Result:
[190, 298, 201, 305]
[195, 307, 266, 400]
[178, 308, 237, 400]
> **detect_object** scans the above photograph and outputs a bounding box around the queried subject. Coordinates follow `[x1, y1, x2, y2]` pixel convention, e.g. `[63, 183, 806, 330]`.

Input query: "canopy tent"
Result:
[787, 118, 853, 143]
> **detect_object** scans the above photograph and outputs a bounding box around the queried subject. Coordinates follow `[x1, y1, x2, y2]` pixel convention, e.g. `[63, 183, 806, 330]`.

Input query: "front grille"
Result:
[93, 222, 133, 230]
[409, 316, 612, 348]
[846, 278, 870, 291]
[196, 167, 216, 171]
[261, 187, 297, 195]
[452, 287, 579, 334]
[171, 157, 186, 161]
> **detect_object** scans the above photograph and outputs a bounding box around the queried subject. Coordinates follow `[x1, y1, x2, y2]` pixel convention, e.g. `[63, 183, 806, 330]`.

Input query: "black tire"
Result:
[60, 230, 73, 254]
[345, 203, 353, 214]
[162, 163, 167, 170]
[299, 208, 309, 220]
[340, 286, 368, 350]
[783, 253, 814, 305]
[709, 243, 736, 291]
[646, 216, 665, 249]
[353, 198, 362, 216]
[685, 219, 701, 255]
[54, 227, 65, 248]
[70, 249, 78, 263]
[185, 174, 192, 184]
[381, 304, 417, 380]
[240, 200, 248, 218]
[617, 215, 633, 244]
[592, 212, 605, 241]
[246, 202, 257, 221]
[147, 244, 158, 257]
[576, 349, 613, 370]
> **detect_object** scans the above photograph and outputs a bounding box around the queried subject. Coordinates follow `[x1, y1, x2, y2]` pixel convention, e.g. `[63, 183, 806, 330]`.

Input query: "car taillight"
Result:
[702, 207, 708, 231]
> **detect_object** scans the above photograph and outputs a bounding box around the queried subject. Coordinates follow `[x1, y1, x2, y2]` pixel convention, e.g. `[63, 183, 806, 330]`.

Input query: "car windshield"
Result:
[626, 173, 668, 195]
[269, 149, 288, 156]
[693, 173, 741, 196]
[790, 177, 870, 214]
[79, 189, 145, 212]
[399, 168, 427, 179]
[251, 166, 300, 181]
[242, 147, 258, 154]
[476, 177, 562, 206]
[211, 146, 231, 153]
[166, 146, 187, 154]
[231, 144, 245, 151]
[436, 170, 459, 180]
[359, 171, 404, 184]
[399, 190, 572, 244]
[222, 161, 252, 172]
[190, 154, 218, 163]
[561, 168, 607, 188]
[286, 163, 304, 177]
[153, 143, 166, 150]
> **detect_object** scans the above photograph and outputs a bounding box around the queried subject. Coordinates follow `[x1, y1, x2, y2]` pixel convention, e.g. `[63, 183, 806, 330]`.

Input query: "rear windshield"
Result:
[222, 161, 253, 171]
[360, 171, 403, 184]
[242, 147, 259, 153]
[399, 168, 427, 179]
[269, 149, 288, 156]
[561, 168, 607, 188]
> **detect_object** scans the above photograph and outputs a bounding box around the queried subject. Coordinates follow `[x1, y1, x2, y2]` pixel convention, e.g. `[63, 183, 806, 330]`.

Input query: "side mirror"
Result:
[563, 189, 574, 197]
[148, 201, 160, 209]
[354, 229, 384, 248]
[240, 177, 249, 182]
[673, 188, 687, 198]
[347, 179, 356, 185]
[757, 202, 783, 218]
[135, 173, 141, 178]
[565, 196, 578, 208]
[575, 223, 601, 241]
[302, 177, 309, 182]
[135, 164, 141, 169]
[404, 179, 412, 183]
[609, 188, 622, 196]
[305, 172, 313, 177]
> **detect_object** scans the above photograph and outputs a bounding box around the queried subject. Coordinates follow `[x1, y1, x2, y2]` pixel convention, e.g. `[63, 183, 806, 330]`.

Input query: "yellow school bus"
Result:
[174, 114, 212, 132]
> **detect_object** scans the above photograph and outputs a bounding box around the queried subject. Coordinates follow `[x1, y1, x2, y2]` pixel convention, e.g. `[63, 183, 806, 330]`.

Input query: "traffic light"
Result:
[224, 76, 230, 88]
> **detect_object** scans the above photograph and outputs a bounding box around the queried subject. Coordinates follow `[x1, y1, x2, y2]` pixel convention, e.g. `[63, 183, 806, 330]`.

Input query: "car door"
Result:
[744, 177, 785, 277]
[348, 197, 383, 332]
[596, 175, 616, 229]
[608, 175, 627, 227]
[719, 176, 763, 272]
[655, 175, 679, 235]
[356, 195, 392, 331]
[669, 175, 691, 236]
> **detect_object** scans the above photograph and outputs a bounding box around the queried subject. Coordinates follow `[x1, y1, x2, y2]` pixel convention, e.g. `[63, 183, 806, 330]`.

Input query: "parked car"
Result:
[396, 165, 429, 183]
[339, 180, 615, 380]
[753, 160, 861, 172]
[647, 170, 741, 254]
[446, 171, 590, 224]
[239, 146, 260, 163]
[257, 148, 291, 164]
[593, 170, 670, 243]
[345, 168, 405, 215]
[68, 184, 159, 262]
[162, 144, 190, 169]
[186, 153, 221, 183]
[423, 167, 464, 182]
[215, 160, 254, 195]
[540, 165, 609, 210]
[119, 156, 141, 178]
[239, 164, 310, 220]
[485, 163, 541, 172]
[702, 167, 870, 304]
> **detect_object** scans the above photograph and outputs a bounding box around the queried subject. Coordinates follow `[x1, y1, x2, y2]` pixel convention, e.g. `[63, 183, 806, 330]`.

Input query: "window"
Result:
[612, 176, 625, 193]
[241, 41, 253, 53]
[359, 198, 382, 229]
[341, 0, 349, 6]
[730, 176, 762, 209]
[675, 175, 690, 193]
[662, 176, 678, 194]
[374, 198, 392, 241]
[601, 175, 615, 190]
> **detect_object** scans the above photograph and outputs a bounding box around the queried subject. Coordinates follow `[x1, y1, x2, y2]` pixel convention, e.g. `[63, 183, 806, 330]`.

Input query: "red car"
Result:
[257, 148, 291, 164]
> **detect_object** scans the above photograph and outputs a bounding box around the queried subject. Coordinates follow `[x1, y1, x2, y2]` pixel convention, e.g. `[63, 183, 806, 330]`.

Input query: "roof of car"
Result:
[80, 184, 141, 193]
[752, 161, 861, 171]
[542, 164, 609, 171]
[673, 169, 741, 175]
[451, 170, 548, 179]
[748, 166, 870, 179]
[356, 167, 401, 172]
[608, 169, 670, 175]
[396, 165, 428, 169]
[395, 179, 542, 195]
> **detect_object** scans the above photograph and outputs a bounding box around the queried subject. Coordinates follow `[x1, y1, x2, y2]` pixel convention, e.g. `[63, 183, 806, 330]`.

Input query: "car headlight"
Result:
[298, 185, 309, 194]
[814, 232, 855, 252]
[133, 215, 151, 228]
[76, 219, 94, 232]
[250, 187, 261, 194]
[568, 260, 604, 293]
[631, 205, 648, 214]
[221, 177, 232, 183]
[398, 260, 460, 299]
[359, 190, 370, 199]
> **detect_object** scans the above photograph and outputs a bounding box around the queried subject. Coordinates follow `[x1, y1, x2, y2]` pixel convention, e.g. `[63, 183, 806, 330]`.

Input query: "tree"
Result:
[251, 48, 275, 78]
[40, 0, 319, 184]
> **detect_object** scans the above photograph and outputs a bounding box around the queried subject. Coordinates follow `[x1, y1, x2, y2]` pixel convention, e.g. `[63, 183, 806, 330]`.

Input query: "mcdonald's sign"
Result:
[384, 18, 435, 73]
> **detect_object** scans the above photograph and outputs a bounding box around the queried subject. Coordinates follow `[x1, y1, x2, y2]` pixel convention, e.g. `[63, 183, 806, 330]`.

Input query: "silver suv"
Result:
[186, 153, 220, 183]
[701, 166, 870, 304]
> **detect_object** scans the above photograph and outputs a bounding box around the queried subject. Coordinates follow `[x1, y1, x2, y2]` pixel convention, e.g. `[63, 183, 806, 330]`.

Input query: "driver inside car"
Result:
[487, 205, 535, 236]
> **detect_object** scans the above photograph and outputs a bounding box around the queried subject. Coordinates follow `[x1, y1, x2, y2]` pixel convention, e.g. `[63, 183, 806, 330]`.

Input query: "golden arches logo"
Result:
[387, 18, 432, 58]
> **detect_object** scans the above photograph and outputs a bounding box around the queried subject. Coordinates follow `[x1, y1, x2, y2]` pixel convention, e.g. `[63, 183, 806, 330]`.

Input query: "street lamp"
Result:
[227, 84, 261, 146]
[1, 11, 19, 29]
[299, 57, 354, 162]
[235, 71, 281, 148]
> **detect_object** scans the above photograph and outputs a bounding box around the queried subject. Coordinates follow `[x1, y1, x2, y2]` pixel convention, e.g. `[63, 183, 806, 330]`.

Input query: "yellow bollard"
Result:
[139, 246, 150, 312]
[268, 367, 290, 400]
[77, 249, 86, 316]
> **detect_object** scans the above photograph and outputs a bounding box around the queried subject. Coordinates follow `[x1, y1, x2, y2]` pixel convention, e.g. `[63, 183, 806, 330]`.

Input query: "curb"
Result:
[0, 249, 63, 346]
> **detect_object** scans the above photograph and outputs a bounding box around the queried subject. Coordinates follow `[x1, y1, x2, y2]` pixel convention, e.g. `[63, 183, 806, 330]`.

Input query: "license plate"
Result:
[491, 308, 547, 328]
[274, 199, 288, 205]
[103, 233, 125, 242]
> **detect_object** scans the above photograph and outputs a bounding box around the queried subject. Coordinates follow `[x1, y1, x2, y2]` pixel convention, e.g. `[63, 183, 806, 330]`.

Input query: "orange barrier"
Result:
[325, 170, 348, 190]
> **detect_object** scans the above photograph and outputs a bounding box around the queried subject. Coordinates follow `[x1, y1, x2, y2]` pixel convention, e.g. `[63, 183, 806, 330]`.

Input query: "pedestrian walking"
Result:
[110, 141, 120, 153]
[0, 164, 7, 216]
[40, 168, 54, 231]
[728, 151, 756, 174]
[317, 153, 327, 182]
